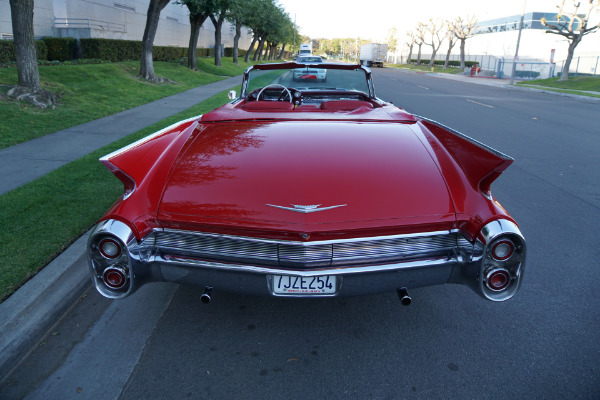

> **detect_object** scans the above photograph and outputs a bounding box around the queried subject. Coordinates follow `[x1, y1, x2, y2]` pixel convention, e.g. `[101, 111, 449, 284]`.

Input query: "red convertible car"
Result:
[88, 62, 525, 304]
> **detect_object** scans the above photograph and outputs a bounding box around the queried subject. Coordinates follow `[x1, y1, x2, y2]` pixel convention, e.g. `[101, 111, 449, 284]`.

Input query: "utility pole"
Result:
[510, 0, 527, 85]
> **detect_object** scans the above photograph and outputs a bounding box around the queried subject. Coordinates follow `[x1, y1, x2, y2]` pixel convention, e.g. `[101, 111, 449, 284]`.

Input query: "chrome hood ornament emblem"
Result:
[266, 204, 347, 213]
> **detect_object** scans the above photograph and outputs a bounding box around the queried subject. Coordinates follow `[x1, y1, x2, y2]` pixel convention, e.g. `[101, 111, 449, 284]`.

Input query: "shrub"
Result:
[224, 47, 248, 57]
[0, 40, 47, 63]
[80, 38, 140, 61]
[153, 45, 186, 61]
[42, 37, 78, 61]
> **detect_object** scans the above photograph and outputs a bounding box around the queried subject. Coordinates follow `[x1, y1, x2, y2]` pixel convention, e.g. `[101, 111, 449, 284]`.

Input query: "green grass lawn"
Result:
[517, 76, 600, 93]
[0, 87, 238, 302]
[387, 64, 463, 74]
[0, 58, 255, 150]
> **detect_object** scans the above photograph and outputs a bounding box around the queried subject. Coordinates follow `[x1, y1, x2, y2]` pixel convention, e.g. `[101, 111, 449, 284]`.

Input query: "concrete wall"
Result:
[0, 0, 252, 49]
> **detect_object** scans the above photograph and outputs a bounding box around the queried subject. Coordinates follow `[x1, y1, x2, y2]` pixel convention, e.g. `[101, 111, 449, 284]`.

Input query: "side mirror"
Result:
[228, 90, 237, 100]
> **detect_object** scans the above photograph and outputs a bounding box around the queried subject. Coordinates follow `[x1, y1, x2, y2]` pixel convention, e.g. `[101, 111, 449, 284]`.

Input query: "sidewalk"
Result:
[427, 70, 600, 100]
[0, 75, 241, 196]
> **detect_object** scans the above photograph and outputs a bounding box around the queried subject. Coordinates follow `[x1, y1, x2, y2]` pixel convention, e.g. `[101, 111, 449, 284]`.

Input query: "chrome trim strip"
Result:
[265, 204, 347, 213]
[415, 115, 513, 161]
[99, 116, 201, 162]
[155, 254, 457, 277]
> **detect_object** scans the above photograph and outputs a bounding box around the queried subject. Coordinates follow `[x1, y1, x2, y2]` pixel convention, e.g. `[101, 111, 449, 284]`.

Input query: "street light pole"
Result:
[510, 0, 527, 85]
[293, 14, 296, 58]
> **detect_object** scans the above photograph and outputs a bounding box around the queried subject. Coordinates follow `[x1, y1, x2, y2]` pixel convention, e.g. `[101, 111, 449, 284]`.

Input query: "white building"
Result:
[0, 0, 252, 49]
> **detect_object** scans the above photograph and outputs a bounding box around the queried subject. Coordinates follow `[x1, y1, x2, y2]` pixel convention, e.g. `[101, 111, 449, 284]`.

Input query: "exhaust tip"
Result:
[397, 287, 412, 306]
[201, 286, 213, 304]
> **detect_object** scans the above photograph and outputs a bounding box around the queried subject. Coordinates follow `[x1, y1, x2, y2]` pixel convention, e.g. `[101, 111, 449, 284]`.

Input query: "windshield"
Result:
[246, 66, 371, 95]
[297, 56, 322, 63]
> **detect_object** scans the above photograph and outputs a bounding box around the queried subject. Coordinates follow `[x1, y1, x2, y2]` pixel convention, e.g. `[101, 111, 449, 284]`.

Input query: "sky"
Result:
[276, 0, 563, 40]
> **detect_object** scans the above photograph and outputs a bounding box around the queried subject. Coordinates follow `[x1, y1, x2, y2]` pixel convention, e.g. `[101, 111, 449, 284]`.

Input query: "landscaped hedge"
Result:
[224, 47, 247, 57]
[410, 59, 478, 68]
[153, 45, 186, 61]
[42, 37, 78, 61]
[0, 40, 47, 63]
[1, 37, 240, 64]
[80, 38, 140, 61]
[80, 38, 209, 62]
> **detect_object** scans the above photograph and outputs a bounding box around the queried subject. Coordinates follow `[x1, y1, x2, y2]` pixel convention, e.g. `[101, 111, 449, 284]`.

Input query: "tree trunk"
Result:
[253, 37, 264, 61]
[140, 0, 170, 81]
[278, 44, 286, 59]
[8, 0, 54, 108]
[245, 34, 258, 63]
[233, 21, 242, 64]
[560, 36, 582, 81]
[210, 14, 224, 67]
[10, 0, 40, 91]
[444, 48, 451, 69]
[429, 49, 437, 67]
[416, 44, 422, 65]
[187, 13, 208, 70]
[443, 38, 455, 69]
[459, 39, 466, 69]
[267, 43, 274, 60]
[407, 44, 413, 64]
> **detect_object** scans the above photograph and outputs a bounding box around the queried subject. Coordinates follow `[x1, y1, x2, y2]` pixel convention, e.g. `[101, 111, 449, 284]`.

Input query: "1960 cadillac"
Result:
[88, 62, 525, 304]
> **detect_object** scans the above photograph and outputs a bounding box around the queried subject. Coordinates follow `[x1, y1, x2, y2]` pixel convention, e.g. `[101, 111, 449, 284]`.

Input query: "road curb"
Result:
[0, 231, 91, 378]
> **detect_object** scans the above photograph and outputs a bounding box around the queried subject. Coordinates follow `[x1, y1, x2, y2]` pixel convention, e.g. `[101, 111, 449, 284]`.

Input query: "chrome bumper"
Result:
[88, 219, 525, 301]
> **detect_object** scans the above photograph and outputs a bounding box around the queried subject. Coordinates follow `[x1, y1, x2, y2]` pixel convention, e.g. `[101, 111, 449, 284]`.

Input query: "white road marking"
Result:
[466, 99, 494, 108]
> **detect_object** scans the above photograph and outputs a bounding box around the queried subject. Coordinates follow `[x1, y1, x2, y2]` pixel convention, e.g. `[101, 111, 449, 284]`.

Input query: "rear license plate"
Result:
[272, 275, 336, 295]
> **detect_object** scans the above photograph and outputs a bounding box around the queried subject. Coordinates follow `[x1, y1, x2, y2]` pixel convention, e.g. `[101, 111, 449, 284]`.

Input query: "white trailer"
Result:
[359, 43, 388, 68]
[299, 43, 312, 56]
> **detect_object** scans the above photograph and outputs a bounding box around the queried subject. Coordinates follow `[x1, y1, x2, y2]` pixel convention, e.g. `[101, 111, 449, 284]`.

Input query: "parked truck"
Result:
[298, 43, 312, 57]
[359, 43, 388, 68]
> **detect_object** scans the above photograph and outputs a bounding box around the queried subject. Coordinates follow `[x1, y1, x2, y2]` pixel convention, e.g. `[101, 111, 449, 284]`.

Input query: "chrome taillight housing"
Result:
[88, 220, 136, 299]
[478, 220, 526, 301]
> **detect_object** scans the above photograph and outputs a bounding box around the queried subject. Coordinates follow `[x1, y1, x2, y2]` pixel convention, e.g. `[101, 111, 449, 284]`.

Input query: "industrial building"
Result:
[0, 0, 252, 50]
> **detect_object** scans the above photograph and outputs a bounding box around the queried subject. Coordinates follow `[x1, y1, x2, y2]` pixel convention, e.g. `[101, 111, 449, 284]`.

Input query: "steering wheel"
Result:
[257, 84, 292, 103]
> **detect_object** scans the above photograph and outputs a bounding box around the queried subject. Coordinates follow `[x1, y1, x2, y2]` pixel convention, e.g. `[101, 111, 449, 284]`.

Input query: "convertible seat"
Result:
[241, 101, 295, 111]
[320, 100, 374, 111]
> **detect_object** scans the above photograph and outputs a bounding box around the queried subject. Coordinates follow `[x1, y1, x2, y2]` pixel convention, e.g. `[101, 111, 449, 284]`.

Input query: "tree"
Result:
[415, 22, 426, 65]
[451, 15, 478, 69]
[424, 19, 445, 67]
[386, 27, 399, 58]
[140, 0, 171, 81]
[541, 0, 600, 80]
[443, 21, 458, 69]
[208, 0, 232, 66]
[179, 0, 210, 70]
[7, 0, 55, 108]
[226, 0, 251, 64]
[404, 32, 416, 64]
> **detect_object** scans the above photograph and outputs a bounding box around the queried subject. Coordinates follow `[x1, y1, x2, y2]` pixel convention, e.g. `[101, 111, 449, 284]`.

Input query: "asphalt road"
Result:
[2, 69, 599, 400]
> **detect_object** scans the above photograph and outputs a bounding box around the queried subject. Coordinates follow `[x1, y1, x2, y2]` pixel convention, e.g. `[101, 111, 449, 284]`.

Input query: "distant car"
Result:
[293, 56, 327, 82]
[88, 62, 526, 304]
